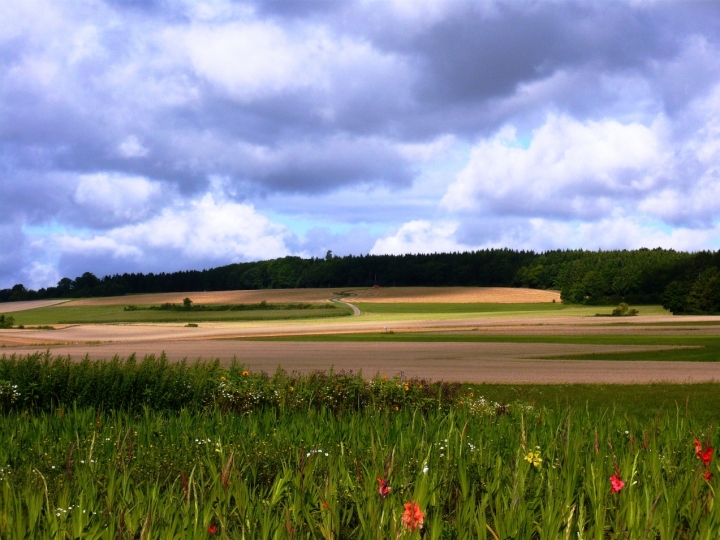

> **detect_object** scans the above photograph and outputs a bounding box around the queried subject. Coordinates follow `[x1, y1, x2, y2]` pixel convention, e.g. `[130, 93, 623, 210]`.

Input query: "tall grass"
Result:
[0, 402, 718, 537]
[0, 352, 459, 414]
[0, 353, 718, 537]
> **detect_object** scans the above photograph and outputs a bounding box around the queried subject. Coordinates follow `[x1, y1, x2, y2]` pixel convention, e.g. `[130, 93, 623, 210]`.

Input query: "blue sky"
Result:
[2, 0, 720, 288]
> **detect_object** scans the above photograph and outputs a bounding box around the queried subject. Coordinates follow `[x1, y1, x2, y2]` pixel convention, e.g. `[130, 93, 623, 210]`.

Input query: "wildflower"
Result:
[401, 501, 424, 531]
[207, 524, 218, 534]
[703, 469, 712, 482]
[524, 449, 542, 468]
[242, 370, 249, 377]
[289, 386, 294, 392]
[221, 376, 226, 381]
[610, 474, 625, 493]
[377, 477, 391, 498]
[694, 439, 714, 466]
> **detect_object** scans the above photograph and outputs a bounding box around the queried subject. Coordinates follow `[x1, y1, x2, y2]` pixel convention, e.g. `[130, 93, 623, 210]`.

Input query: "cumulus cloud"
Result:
[442, 115, 667, 219]
[55, 192, 292, 274]
[74, 173, 163, 224]
[371, 220, 472, 255]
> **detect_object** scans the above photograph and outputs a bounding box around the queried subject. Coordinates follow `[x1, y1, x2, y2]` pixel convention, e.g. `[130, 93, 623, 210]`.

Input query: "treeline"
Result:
[2, 248, 720, 314]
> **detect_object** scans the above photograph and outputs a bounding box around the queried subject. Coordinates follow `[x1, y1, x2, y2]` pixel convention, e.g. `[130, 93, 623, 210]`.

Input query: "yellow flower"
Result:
[404, 385, 409, 391]
[221, 376, 226, 381]
[289, 386, 294, 392]
[524, 449, 542, 468]
[242, 370, 249, 377]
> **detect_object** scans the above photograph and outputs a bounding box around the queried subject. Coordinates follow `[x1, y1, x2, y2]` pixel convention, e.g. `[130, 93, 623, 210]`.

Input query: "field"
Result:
[2, 287, 720, 537]
[4, 303, 350, 325]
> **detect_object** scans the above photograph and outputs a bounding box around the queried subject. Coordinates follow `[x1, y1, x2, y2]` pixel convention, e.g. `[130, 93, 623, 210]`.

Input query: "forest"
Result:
[1, 248, 720, 314]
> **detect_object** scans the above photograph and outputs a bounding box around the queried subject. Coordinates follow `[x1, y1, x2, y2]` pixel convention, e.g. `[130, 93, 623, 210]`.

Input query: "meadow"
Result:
[4, 302, 351, 325]
[0, 353, 719, 538]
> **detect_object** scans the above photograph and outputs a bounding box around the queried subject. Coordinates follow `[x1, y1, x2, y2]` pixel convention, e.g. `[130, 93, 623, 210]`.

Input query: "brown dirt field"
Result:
[349, 286, 560, 303]
[65, 286, 560, 306]
[67, 289, 336, 306]
[3, 313, 720, 384]
[0, 339, 715, 384]
[0, 299, 69, 313]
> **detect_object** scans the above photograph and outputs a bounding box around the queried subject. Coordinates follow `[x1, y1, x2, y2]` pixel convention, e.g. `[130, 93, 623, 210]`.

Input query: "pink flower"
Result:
[377, 477, 391, 499]
[401, 501, 424, 531]
[610, 474, 625, 493]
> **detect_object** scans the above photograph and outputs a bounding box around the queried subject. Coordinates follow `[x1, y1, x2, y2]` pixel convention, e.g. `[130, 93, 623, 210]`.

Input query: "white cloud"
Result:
[182, 20, 406, 103]
[442, 114, 666, 218]
[370, 220, 472, 255]
[59, 191, 291, 263]
[491, 217, 720, 252]
[118, 135, 149, 158]
[74, 173, 162, 222]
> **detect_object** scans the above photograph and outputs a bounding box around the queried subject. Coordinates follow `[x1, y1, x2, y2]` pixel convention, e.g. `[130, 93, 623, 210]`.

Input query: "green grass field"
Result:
[348, 303, 670, 323]
[1, 354, 720, 538]
[354, 302, 568, 314]
[2, 303, 352, 325]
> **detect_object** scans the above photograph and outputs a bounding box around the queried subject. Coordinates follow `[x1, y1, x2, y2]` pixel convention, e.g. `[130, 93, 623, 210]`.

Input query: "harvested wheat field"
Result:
[65, 286, 560, 306]
[349, 286, 560, 303]
[67, 288, 337, 306]
[0, 299, 69, 312]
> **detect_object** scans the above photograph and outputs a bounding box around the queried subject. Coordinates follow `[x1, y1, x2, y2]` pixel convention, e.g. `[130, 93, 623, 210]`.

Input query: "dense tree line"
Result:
[2, 248, 720, 314]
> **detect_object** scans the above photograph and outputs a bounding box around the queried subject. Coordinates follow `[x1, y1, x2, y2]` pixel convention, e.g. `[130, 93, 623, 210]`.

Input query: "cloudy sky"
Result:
[2, 0, 720, 288]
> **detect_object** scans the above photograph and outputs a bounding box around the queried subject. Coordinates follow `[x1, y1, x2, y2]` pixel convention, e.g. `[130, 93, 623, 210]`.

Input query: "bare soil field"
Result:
[2, 288, 719, 384]
[0, 338, 715, 384]
[349, 286, 561, 303]
[67, 289, 337, 306]
[1, 314, 720, 383]
[63, 286, 560, 306]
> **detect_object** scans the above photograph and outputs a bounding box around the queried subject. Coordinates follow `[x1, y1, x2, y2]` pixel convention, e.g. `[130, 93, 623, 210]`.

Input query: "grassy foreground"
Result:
[0, 354, 719, 538]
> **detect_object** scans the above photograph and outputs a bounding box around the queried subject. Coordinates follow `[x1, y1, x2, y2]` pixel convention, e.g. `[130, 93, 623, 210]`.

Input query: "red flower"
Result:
[703, 469, 712, 482]
[401, 501, 424, 531]
[377, 477, 391, 499]
[207, 524, 218, 534]
[695, 439, 714, 466]
[610, 474, 625, 493]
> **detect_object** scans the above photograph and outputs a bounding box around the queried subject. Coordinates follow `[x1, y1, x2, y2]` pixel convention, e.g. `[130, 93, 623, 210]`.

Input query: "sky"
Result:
[2, 0, 720, 289]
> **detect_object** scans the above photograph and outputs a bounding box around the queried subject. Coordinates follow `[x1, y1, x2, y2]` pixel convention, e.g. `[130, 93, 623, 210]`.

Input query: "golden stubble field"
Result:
[2, 287, 720, 383]
[65, 286, 560, 306]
